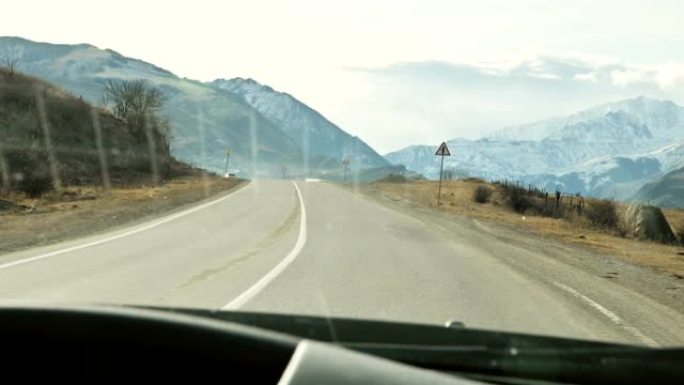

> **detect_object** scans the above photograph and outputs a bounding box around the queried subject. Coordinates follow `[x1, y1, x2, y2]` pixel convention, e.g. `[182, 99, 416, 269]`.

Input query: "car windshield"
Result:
[0, 0, 683, 350]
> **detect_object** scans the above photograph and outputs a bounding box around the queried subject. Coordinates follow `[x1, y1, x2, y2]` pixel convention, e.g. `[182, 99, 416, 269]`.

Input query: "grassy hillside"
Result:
[0, 70, 177, 196]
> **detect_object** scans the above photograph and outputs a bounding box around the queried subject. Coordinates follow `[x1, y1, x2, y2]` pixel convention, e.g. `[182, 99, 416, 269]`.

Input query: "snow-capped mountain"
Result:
[490, 97, 684, 143]
[211, 78, 388, 169]
[386, 97, 684, 200]
[0, 36, 387, 177]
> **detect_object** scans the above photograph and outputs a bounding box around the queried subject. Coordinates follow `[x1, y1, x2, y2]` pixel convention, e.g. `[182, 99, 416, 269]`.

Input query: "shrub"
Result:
[503, 186, 532, 213]
[586, 199, 619, 229]
[5, 149, 56, 197]
[473, 185, 492, 203]
[18, 175, 53, 197]
[463, 177, 486, 184]
[380, 173, 407, 183]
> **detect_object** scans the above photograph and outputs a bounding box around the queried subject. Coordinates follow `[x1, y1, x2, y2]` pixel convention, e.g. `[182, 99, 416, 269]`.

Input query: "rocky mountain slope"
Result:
[212, 78, 388, 170]
[632, 166, 684, 208]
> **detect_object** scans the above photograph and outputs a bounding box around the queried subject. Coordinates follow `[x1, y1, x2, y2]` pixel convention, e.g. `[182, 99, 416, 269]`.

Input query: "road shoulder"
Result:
[346, 182, 684, 317]
[0, 177, 248, 256]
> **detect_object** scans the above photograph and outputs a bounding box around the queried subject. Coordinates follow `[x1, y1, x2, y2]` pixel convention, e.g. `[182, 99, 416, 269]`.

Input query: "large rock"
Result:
[623, 204, 677, 244]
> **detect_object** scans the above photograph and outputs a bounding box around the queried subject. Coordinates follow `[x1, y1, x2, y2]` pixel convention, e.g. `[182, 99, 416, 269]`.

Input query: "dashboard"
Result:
[0, 305, 476, 383]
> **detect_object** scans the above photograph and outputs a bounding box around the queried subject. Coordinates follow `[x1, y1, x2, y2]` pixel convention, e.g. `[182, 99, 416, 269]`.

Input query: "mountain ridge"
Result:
[487, 96, 682, 142]
[632, 166, 684, 208]
[0, 36, 388, 177]
[212, 77, 389, 169]
[386, 96, 684, 203]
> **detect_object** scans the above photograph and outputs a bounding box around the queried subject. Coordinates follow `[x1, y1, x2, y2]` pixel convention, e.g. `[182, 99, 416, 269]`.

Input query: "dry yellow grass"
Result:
[365, 179, 684, 277]
[0, 176, 244, 254]
[663, 208, 684, 239]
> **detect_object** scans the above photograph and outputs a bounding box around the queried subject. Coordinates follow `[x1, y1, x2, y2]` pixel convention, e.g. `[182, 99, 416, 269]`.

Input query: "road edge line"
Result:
[553, 281, 659, 347]
[221, 181, 307, 310]
[0, 180, 252, 271]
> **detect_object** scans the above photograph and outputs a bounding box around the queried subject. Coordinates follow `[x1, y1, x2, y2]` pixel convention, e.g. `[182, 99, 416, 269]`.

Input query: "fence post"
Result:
[545, 192, 549, 209]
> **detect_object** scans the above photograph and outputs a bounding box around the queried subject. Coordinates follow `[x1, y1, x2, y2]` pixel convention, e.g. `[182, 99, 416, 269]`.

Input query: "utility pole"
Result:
[224, 148, 231, 176]
[342, 158, 350, 183]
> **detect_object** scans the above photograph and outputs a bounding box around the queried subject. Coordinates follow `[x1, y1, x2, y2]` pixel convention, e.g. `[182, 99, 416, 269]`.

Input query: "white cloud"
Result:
[528, 72, 562, 80]
[608, 63, 684, 89]
[654, 62, 684, 88]
[610, 68, 652, 87]
[574, 72, 598, 82]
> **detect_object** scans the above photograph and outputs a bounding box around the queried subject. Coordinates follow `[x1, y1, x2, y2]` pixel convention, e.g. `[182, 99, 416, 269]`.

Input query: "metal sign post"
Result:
[435, 142, 451, 205]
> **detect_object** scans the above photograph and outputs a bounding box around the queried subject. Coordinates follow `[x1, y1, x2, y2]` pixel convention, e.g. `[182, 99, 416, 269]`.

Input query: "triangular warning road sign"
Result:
[435, 142, 451, 156]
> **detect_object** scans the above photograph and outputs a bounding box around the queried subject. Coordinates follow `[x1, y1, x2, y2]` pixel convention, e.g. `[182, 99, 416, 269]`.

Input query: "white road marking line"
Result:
[221, 181, 307, 310]
[554, 282, 621, 323]
[623, 326, 659, 347]
[0, 181, 251, 271]
[553, 282, 659, 347]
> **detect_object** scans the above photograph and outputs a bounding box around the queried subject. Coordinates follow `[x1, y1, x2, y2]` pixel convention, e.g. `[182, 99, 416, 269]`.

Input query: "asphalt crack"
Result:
[177, 190, 300, 289]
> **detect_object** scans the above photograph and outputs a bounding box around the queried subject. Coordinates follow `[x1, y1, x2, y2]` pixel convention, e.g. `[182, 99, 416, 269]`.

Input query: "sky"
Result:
[2, 0, 684, 153]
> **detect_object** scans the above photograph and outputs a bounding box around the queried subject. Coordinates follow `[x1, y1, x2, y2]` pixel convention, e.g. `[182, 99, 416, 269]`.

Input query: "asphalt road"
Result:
[1, 179, 683, 346]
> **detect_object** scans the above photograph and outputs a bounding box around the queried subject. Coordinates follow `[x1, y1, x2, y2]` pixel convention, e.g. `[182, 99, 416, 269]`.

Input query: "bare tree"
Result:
[1, 48, 20, 78]
[103, 79, 134, 119]
[104, 79, 165, 127]
[103, 79, 171, 162]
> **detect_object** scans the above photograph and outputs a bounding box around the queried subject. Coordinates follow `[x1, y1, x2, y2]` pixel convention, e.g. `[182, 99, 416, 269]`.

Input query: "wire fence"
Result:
[491, 179, 586, 218]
